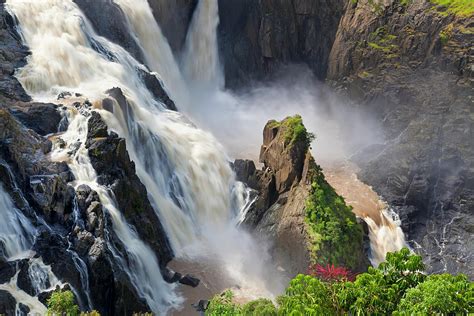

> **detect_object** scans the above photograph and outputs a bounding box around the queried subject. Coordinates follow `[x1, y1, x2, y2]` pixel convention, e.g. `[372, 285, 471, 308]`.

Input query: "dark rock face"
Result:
[0, 2, 30, 104]
[218, 0, 345, 87]
[10, 103, 62, 135]
[328, 0, 474, 276]
[136, 69, 177, 110]
[0, 290, 16, 316]
[86, 111, 173, 267]
[73, 0, 146, 64]
[147, 0, 197, 52]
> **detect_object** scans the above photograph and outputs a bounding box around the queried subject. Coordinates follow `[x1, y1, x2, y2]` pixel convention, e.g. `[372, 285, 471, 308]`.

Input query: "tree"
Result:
[47, 290, 79, 316]
[395, 273, 474, 315]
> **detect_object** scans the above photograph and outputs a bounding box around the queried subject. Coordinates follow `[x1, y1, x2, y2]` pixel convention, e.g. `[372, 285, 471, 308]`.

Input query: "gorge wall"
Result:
[151, 0, 473, 277]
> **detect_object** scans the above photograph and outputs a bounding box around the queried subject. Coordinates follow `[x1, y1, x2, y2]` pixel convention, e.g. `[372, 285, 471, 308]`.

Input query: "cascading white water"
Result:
[113, 0, 188, 106]
[50, 103, 182, 313]
[0, 184, 35, 259]
[182, 0, 223, 88]
[0, 272, 48, 315]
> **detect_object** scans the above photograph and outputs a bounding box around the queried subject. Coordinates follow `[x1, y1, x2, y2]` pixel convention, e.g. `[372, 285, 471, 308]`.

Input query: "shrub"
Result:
[309, 264, 354, 282]
[47, 290, 80, 316]
[242, 299, 277, 316]
[206, 290, 241, 316]
[277, 274, 335, 315]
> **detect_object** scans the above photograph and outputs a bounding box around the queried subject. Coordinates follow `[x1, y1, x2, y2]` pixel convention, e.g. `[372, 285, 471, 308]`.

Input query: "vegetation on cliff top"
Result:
[430, 0, 474, 16]
[206, 248, 474, 315]
[268, 115, 315, 151]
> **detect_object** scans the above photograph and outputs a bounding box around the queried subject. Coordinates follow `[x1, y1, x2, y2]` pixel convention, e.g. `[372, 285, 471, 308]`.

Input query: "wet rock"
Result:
[137, 68, 177, 111]
[179, 274, 200, 287]
[87, 111, 109, 139]
[73, 0, 145, 63]
[17, 260, 35, 296]
[0, 259, 17, 284]
[162, 267, 182, 283]
[74, 230, 95, 257]
[192, 299, 209, 312]
[18, 303, 30, 316]
[328, 0, 474, 277]
[85, 112, 173, 266]
[0, 3, 30, 103]
[0, 290, 16, 316]
[10, 103, 62, 135]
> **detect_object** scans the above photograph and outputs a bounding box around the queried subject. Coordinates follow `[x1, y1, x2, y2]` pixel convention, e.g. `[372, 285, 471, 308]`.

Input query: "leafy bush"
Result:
[206, 290, 242, 316]
[47, 290, 80, 316]
[336, 247, 426, 315]
[242, 299, 277, 316]
[395, 274, 474, 315]
[277, 274, 336, 315]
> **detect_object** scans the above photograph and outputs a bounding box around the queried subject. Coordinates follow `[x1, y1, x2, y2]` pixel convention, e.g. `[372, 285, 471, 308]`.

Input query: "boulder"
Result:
[0, 290, 16, 316]
[179, 274, 200, 288]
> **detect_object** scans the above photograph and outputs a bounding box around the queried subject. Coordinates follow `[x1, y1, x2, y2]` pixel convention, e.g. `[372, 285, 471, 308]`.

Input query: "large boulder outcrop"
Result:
[237, 116, 368, 276]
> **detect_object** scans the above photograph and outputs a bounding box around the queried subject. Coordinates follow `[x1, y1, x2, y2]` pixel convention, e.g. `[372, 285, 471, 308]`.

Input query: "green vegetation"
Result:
[47, 290, 101, 316]
[368, 27, 399, 57]
[206, 290, 243, 316]
[268, 115, 315, 151]
[430, 0, 474, 16]
[440, 23, 454, 45]
[47, 290, 80, 316]
[305, 164, 364, 270]
[242, 299, 277, 315]
[205, 249, 474, 316]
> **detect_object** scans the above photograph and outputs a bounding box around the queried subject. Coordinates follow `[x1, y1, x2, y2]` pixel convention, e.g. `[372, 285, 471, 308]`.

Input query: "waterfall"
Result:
[50, 102, 182, 313]
[365, 209, 409, 266]
[0, 272, 48, 315]
[113, 0, 189, 106]
[0, 184, 35, 259]
[182, 0, 223, 88]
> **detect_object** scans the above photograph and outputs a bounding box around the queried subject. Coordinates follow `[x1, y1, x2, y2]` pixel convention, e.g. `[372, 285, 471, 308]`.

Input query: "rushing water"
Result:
[0, 184, 35, 259]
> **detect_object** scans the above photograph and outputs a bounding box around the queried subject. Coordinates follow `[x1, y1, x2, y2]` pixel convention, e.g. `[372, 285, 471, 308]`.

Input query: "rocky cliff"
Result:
[235, 116, 368, 277]
[327, 0, 473, 277]
[190, 0, 472, 278]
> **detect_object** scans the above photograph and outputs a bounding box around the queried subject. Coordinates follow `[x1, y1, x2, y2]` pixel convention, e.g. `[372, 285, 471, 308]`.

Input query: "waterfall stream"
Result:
[0, 184, 35, 259]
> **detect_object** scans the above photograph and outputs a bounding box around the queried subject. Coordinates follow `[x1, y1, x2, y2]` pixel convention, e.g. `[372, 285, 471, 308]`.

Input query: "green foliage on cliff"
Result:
[268, 115, 315, 151]
[205, 249, 474, 316]
[305, 165, 364, 270]
[47, 290, 79, 316]
[430, 0, 474, 16]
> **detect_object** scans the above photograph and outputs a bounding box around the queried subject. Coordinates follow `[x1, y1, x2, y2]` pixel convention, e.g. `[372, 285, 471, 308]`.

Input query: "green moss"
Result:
[440, 23, 454, 45]
[368, 27, 399, 56]
[429, 0, 474, 16]
[304, 164, 365, 270]
[274, 115, 315, 151]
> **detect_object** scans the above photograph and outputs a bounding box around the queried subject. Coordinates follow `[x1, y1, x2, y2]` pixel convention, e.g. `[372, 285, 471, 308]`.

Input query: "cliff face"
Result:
[217, 0, 345, 87]
[327, 0, 473, 276]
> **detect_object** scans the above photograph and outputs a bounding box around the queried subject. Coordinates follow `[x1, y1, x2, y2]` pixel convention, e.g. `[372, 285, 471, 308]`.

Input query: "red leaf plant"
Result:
[308, 264, 355, 282]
